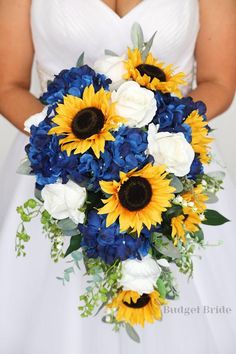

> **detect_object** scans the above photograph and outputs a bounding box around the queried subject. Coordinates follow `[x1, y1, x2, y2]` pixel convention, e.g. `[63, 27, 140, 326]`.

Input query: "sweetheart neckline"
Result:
[98, 0, 146, 20]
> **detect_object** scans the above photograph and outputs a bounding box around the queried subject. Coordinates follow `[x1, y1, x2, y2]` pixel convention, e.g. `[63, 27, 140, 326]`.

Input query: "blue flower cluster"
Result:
[153, 92, 207, 142]
[26, 113, 79, 187]
[40, 65, 111, 105]
[26, 117, 151, 190]
[68, 126, 152, 190]
[80, 210, 151, 264]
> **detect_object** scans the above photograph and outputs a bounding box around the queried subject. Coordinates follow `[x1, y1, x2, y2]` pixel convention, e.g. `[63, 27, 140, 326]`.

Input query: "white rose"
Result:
[24, 106, 49, 133]
[111, 81, 157, 128]
[94, 54, 126, 88]
[147, 124, 195, 177]
[41, 180, 86, 224]
[119, 255, 162, 295]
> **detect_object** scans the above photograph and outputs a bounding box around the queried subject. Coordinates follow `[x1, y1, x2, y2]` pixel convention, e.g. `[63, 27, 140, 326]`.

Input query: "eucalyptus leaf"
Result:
[206, 192, 219, 204]
[202, 209, 230, 226]
[131, 22, 144, 50]
[155, 235, 181, 259]
[16, 158, 32, 175]
[62, 229, 81, 237]
[104, 49, 119, 57]
[71, 250, 83, 262]
[125, 323, 140, 343]
[93, 274, 103, 283]
[141, 31, 157, 61]
[207, 170, 226, 181]
[58, 218, 78, 231]
[76, 52, 85, 67]
[64, 267, 74, 274]
[170, 176, 184, 194]
[191, 228, 204, 241]
[64, 235, 82, 258]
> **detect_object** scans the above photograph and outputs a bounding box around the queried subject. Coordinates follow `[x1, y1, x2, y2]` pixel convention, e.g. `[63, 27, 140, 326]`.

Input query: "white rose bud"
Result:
[94, 54, 126, 88]
[111, 81, 157, 128]
[24, 106, 49, 133]
[41, 180, 86, 224]
[147, 123, 195, 177]
[119, 255, 161, 295]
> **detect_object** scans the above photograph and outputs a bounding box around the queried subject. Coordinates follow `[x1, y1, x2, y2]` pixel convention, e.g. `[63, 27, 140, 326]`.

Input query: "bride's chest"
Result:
[31, 0, 199, 58]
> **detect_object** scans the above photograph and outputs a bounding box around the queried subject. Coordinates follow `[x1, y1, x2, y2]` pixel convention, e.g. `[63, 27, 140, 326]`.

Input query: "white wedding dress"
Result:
[0, 1, 236, 353]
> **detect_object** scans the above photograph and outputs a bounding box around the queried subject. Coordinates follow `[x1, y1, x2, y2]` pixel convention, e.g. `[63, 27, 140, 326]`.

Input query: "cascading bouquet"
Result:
[16, 24, 229, 341]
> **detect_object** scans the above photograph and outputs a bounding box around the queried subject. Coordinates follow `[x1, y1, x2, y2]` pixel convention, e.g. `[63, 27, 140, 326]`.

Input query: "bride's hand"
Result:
[0, 0, 44, 133]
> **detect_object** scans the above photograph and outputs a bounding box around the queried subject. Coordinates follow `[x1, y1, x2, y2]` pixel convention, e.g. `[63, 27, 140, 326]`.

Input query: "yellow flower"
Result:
[182, 184, 208, 213]
[171, 209, 201, 245]
[48, 85, 126, 158]
[98, 163, 175, 235]
[171, 215, 186, 245]
[171, 184, 208, 245]
[123, 48, 186, 97]
[107, 290, 166, 327]
[185, 110, 214, 164]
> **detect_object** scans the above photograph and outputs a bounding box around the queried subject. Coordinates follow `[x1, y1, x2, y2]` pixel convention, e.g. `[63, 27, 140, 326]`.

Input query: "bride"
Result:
[0, 1, 235, 353]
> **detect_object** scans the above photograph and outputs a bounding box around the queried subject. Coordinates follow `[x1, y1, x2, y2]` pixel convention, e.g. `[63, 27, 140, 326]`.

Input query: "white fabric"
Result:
[0, 1, 236, 353]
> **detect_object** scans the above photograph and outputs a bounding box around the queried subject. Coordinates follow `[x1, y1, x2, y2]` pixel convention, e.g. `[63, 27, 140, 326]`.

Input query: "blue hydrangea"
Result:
[26, 114, 79, 187]
[188, 156, 204, 180]
[40, 65, 111, 105]
[153, 92, 207, 143]
[80, 210, 151, 264]
[70, 126, 153, 191]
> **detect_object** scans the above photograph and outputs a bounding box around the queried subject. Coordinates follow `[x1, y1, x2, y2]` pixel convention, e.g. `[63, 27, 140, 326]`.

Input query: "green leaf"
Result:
[156, 278, 167, 299]
[34, 188, 43, 202]
[141, 31, 157, 61]
[205, 192, 219, 204]
[16, 158, 32, 175]
[64, 235, 82, 257]
[165, 205, 183, 219]
[191, 228, 204, 241]
[202, 209, 230, 226]
[76, 52, 85, 67]
[104, 49, 119, 57]
[131, 22, 144, 50]
[125, 323, 140, 343]
[170, 176, 184, 194]
[58, 218, 78, 232]
[153, 235, 181, 259]
[207, 171, 226, 180]
[71, 250, 83, 262]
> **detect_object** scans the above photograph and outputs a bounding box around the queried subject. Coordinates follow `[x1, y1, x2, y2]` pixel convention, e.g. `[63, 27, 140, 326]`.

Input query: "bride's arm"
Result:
[189, 0, 236, 121]
[0, 0, 43, 133]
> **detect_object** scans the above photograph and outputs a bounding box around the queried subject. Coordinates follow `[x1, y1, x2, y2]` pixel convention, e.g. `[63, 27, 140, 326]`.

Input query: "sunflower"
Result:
[185, 110, 214, 164]
[171, 215, 186, 245]
[182, 184, 208, 213]
[48, 85, 126, 158]
[98, 163, 175, 235]
[107, 290, 166, 327]
[123, 48, 186, 97]
[171, 184, 208, 244]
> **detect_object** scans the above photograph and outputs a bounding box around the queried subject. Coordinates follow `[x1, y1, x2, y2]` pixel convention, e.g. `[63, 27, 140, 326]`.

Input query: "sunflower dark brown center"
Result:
[136, 64, 166, 82]
[118, 176, 152, 211]
[72, 107, 105, 139]
[123, 294, 150, 309]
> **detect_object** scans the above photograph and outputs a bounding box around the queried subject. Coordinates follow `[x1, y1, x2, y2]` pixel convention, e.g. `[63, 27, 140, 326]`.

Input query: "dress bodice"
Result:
[31, 0, 200, 94]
